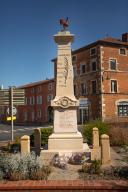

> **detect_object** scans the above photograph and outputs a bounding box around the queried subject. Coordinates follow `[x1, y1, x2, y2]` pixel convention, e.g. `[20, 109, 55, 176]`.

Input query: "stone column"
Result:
[91, 127, 101, 160]
[93, 127, 99, 148]
[48, 30, 83, 151]
[101, 134, 111, 164]
[21, 135, 30, 155]
[34, 128, 41, 155]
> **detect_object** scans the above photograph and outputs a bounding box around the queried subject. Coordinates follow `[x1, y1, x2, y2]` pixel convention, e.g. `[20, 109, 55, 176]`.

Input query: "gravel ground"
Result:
[41, 147, 128, 180]
[48, 164, 81, 180]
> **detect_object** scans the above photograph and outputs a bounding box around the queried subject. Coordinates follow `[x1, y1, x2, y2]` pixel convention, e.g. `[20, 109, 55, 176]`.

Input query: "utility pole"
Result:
[9, 87, 14, 141]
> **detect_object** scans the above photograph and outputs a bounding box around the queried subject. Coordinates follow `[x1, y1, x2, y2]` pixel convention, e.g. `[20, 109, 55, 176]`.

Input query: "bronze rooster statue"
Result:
[60, 17, 69, 31]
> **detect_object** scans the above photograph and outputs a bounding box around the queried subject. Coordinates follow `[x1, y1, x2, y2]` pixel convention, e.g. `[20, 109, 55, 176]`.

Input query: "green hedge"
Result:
[30, 127, 53, 147]
[82, 119, 110, 145]
[41, 128, 53, 146]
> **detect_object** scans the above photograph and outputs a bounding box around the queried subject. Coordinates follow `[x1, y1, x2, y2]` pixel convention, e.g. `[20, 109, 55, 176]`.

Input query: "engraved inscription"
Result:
[55, 109, 77, 132]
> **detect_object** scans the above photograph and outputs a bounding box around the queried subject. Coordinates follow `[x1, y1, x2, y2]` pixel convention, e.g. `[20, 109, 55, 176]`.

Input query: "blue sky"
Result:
[0, 0, 128, 88]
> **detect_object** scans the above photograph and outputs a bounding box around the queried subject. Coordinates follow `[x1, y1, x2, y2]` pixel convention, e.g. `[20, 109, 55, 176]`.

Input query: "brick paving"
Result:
[0, 180, 127, 191]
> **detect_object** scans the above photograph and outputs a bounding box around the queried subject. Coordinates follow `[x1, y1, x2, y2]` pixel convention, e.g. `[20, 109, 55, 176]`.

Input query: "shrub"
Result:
[41, 128, 53, 146]
[81, 160, 101, 174]
[0, 152, 51, 180]
[30, 127, 53, 147]
[0, 170, 4, 180]
[7, 137, 21, 153]
[82, 163, 92, 173]
[90, 160, 101, 174]
[109, 126, 128, 146]
[29, 166, 51, 180]
[83, 119, 110, 144]
[112, 166, 128, 179]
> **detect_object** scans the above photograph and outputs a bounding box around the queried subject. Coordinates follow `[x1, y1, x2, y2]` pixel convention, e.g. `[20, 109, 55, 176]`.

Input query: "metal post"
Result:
[81, 109, 83, 125]
[10, 87, 14, 141]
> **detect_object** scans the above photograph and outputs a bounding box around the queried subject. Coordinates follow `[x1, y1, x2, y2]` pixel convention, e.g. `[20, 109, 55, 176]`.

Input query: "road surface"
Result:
[0, 124, 51, 142]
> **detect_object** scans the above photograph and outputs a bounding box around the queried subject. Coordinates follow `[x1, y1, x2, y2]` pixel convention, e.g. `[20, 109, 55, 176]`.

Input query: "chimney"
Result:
[122, 33, 128, 42]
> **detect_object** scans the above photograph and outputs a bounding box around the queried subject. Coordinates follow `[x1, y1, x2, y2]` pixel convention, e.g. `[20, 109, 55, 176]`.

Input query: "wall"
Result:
[101, 46, 128, 122]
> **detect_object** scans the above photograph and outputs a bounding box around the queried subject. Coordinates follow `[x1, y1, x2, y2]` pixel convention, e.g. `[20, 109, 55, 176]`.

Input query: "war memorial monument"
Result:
[48, 18, 83, 151]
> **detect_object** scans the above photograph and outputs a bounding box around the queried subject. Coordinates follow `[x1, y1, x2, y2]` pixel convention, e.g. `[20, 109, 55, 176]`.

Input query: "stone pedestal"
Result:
[48, 30, 83, 151]
[21, 135, 30, 155]
[49, 132, 83, 151]
[101, 134, 111, 164]
[91, 127, 101, 160]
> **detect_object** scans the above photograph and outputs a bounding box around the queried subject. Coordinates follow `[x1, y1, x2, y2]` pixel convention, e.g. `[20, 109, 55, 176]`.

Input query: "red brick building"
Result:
[72, 33, 128, 123]
[53, 33, 128, 124]
[4, 33, 128, 125]
[17, 79, 55, 125]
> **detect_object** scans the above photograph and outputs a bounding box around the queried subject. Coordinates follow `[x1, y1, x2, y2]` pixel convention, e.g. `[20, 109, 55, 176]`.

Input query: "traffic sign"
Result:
[0, 89, 9, 105]
[1, 87, 25, 141]
[0, 88, 25, 106]
[7, 107, 17, 115]
[13, 89, 25, 105]
[7, 116, 16, 121]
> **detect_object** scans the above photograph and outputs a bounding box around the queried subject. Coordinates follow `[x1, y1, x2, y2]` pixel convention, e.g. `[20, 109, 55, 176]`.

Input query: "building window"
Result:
[73, 64, 77, 76]
[37, 95, 42, 104]
[72, 55, 77, 62]
[119, 48, 126, 55]
[92, 80, 97, 94]
[25, 97, 29, 105]
[118, 101, 128, 116]
[37, 86, 42, 93]
[110, 59, 117, 70]
[31, 88, 34, 93]
[37, 109, 42, 118]
[91, 61, 97, 71]
[111, 80, 117, 93]
[30, 97, 32, 105]
[48, 83, 52, 90]
[47, 94, 53, 102]
[81, 83, 87, 95]
[90, 48, 96, 55]
[80, 63, 86, 74]
[30, 96, 35, 105]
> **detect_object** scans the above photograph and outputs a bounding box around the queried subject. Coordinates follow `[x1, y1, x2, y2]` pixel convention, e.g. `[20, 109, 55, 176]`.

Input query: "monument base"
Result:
[48, 132, 83, 151]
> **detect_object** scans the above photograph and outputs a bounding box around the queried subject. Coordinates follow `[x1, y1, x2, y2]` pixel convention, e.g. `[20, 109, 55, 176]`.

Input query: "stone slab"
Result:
[48, 132, 83, 151]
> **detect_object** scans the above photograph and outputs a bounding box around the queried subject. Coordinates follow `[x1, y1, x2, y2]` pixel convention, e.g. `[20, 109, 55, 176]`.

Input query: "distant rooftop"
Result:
[52, 33, 128, 61]
[18, 78, 55, 88]
[73, 33, 128, 54]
